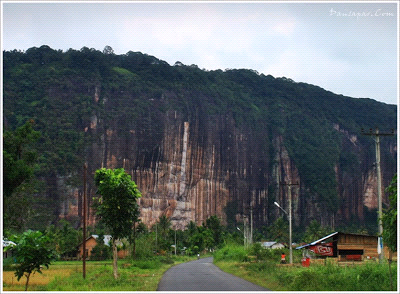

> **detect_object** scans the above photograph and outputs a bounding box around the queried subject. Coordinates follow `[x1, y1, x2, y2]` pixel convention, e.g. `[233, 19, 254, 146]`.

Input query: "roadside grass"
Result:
[213, 244, 397, 291]
[3, 256, 196, 291]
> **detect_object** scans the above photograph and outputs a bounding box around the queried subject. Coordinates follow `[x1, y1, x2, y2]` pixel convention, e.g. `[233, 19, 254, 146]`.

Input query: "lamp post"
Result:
[274, 201, 292, 264]
[174, 227, 177, 256]
[237, 227, 247, 248]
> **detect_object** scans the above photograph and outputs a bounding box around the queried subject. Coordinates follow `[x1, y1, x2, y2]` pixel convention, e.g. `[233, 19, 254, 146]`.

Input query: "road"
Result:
[157, 257, 270, 291]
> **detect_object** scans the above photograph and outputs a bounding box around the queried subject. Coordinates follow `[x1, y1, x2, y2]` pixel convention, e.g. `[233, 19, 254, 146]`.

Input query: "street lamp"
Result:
[237, 227, 247, 248]
[274, 201, 292, 264]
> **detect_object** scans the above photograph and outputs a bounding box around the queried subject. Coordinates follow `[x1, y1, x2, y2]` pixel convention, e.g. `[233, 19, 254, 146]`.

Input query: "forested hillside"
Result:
[3, 45, 397, 234]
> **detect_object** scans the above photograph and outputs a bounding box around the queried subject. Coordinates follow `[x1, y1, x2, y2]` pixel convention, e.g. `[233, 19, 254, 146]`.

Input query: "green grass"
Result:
[3, 256, 196, 291]
[214, 245, 398, 291]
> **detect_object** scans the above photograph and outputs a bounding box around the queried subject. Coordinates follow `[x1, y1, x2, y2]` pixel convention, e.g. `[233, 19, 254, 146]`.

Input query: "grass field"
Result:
[3, 256, 196, 291]
[213, 244, 398, 291]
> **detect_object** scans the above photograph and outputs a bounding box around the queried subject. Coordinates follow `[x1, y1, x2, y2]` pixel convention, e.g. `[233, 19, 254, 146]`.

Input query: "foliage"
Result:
[90, 233, 112, 260]
[94, 168, 142, 278]
[204, 215, 225, 248]
[94, 168, 142, 240]
[382, 174, 397, 252]
[303, 219, 332, 243]
[7, 230, 56, 291]
[275, 262, 397, 291]
[45, 219, 81, 259]
[213, 243, 249, 262]
[215, 244, 397, 291]
[267, 217, 288, 244]
[3, 120, 41, 197]
[3, 45, 397, 232]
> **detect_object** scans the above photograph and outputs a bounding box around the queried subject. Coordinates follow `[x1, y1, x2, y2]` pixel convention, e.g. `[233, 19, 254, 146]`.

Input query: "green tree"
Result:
[45, 220, 80, 259]
[303, 219, 331, 243]
[7, 230, 56, 291]
[3, 120, 40, 198]
[3, 120, 41, 232]
[205, 215, 225, 248]
[94, 168, 141, 279]
[267, 217, 288, 244]
[90, 233, 112, 260]
[382, 174, 397, 253]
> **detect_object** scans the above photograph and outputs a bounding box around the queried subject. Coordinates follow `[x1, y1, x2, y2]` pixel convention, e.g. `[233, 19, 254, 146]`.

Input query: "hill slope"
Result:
[3, 45, 397, 232]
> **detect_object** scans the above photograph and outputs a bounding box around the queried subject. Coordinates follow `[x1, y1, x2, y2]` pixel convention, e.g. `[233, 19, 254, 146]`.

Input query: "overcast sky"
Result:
[1, 1, 398, 105]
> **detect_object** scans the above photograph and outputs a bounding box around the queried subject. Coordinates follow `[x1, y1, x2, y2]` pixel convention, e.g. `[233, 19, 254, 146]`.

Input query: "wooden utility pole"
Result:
[82, 163, 87, 279]
[280, 181, 299, 265]
[361, 127, 394, 263]
[250, 205, 253, 246]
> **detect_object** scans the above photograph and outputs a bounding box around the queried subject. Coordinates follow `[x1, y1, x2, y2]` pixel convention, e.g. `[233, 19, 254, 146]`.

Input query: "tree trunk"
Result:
[133, 222, 136, 258]
[25, 272, 31, 291]
[112, 238, 118, 279]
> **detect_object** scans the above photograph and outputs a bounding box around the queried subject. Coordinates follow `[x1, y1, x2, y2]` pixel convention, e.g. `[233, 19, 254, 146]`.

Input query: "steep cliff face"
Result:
[3, 47, 397, 231]
[72, 86, 395, 231]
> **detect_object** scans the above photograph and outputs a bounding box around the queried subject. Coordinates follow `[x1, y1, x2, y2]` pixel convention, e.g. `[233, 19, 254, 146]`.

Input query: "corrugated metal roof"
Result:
[3, 240, 16, 247]
[296, 232, 338, 249]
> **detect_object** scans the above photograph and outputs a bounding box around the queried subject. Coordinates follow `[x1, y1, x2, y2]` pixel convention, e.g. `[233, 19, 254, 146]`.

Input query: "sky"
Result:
[1, 1, 398, 105]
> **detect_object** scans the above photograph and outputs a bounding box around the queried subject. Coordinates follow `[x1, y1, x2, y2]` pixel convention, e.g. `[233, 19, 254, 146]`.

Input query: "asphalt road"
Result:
[157, 257, 270, 291]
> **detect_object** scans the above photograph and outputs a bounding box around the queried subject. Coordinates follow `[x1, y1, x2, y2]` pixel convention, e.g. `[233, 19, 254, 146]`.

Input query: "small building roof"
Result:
[296, 232, 338, 249]
[296, 231, 377, 250]
[260, 241, 285, 248]
[3, 239, 16, 248]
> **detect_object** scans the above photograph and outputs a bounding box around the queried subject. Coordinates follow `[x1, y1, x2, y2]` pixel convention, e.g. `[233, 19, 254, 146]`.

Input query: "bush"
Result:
[214, 244, 249, 262]
[277, 262, 397, 291]
[131, 259, 161, 269]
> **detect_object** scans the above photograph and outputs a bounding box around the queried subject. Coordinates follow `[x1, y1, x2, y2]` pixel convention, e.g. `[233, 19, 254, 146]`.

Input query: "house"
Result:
[3, 239, 16, 259]
[77, 235, 129, 260]
[260, 241, 285, 249]
[296, 232, 393, 261]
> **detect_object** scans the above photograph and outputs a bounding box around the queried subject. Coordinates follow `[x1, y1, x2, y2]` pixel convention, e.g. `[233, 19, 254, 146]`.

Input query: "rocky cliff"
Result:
[3, 46, 397, 232]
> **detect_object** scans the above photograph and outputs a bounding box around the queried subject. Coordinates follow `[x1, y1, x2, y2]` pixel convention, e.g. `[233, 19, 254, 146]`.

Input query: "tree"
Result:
[3, 120, 41, 232]
[45, 220, 80, 259]
[267, 217, 288, 244]
[7, 230, 56, 291]
[3, 120, 40, 198]
[382, 174, 397, 291]
[303, 219, 331, 243]
[205, 215, 225, 248]
[94, 168, 141, 279]
[382, 174, 397, 252]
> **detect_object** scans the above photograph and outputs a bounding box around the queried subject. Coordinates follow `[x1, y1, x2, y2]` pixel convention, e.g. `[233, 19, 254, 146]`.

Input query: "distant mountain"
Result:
[3, 45, 397, 234]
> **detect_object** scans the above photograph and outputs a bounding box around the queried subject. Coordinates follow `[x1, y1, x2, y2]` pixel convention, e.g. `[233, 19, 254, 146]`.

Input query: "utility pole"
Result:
[250, 205, 253, 246]
[280, 181, 299, 265]
[361, 127, 394, 263]
[244, 216, 248, 249]
[174, 227, 177, 256]
[82, 163, 87, 279]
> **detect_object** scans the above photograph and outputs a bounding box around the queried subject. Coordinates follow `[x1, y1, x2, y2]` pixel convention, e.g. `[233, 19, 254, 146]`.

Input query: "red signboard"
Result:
[309, 242, 333, 256]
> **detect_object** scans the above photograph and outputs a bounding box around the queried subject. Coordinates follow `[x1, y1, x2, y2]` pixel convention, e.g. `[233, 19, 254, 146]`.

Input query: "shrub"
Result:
[214, 244, 249, 262]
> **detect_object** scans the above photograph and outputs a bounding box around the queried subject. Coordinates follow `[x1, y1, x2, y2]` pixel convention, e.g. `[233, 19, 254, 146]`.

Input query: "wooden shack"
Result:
[77, 235, 129, 260]
[296, 232, 393, 261]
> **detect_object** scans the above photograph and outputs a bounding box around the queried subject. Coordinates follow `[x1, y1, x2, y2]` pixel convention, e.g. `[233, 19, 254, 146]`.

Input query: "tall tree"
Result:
[303, 219, 331, 243]
[382, 174, 397, 252]
[94, 168, 141, 279]
[267, 217, 288, 244]
[3, 120, 41, 233]
[3, 120, 40, 198]
[205, 215, 225, 248]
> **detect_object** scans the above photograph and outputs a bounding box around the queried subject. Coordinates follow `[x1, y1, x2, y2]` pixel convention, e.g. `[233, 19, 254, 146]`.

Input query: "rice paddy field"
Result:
[3, 257, 195, 291]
